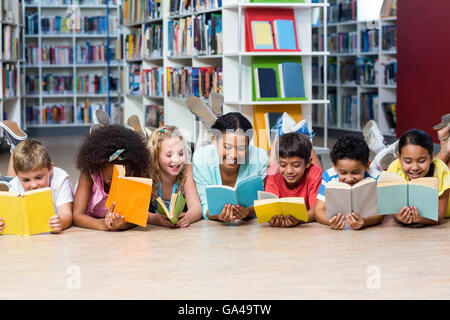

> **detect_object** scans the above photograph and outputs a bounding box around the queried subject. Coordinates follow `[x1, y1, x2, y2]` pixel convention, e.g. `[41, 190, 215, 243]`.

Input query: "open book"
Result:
[377, 171, 438, 221]
[0, 187, 54, 235]
[325, 177, 378, 220]
[106, 165, 152, 227]
[157, 192, 186, 224]
[254, 191, 308, 224]
[205, 175, 263, 215]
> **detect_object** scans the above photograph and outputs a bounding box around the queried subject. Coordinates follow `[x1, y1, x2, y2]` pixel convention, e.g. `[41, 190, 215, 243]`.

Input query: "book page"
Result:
[236, 176, 263, 208]
[205, 186, 238, 215]
[257, 190, 279, 200]
[408, 183, 439, 221]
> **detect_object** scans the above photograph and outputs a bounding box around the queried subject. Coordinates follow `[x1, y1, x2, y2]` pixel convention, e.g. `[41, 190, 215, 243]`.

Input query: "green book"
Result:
[156, 191, 186, 224]
[376, 171, 439, 221]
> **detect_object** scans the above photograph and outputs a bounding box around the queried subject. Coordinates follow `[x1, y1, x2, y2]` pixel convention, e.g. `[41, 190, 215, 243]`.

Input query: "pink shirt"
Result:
[265, 163, 323, 210]
[75, 170, 109, 218]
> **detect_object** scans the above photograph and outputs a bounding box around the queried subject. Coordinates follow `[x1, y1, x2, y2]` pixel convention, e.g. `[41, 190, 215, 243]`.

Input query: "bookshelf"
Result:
[312, 0, 397, 138]
[23, 0, 123, 128]
[1, 0, 23, 130]
[122, 0, 330, 151]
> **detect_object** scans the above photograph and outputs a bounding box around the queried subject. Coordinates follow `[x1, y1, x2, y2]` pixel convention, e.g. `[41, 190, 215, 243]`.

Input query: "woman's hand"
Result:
[218, 204, 235, 222]
[329, 213, 346, 230]
[232, 205, 250, 220]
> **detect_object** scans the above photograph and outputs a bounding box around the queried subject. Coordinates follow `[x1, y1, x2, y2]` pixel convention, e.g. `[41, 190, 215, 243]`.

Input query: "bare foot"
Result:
[437, 125, 450, 154]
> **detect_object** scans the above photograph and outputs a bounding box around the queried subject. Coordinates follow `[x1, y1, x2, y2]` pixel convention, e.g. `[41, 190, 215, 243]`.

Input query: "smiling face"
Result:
[398, 144, 433, 180]
[333, 158, 368, 187]
[17, 164, 53, 191]
[278, 156, 311, 188]
[215, 133, 248, 171]
[158, 137, 185, 177]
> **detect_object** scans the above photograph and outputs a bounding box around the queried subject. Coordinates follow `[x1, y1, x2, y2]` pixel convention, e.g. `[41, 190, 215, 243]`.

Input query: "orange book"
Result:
[105, 165, 152, 227]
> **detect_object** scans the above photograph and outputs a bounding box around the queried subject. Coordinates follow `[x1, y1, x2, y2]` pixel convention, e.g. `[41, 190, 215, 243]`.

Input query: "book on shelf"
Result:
[42, 74, 73, 95]
[245, 8, 300, 52]
[106, 164, 153, 227]
[0, 187, 55, 236]
[3, 26, 19, 61]
[356, 57, 378, 85]
[144, 105, 163, 128]
[361, 28, 379, 53]
[380, 0, 397, 18]
[125, 27, 143, 60]
[205, 175, 263, 216]
[166, 66, 222, 98]
[128, 63, 141, 95]
[377, 171, 438, 221]
[278, 62, 305, 98]
[382, 25, 397, 51]
[3, 63, 18, 98]
[360, 93, 378, 128]
[327, 0, 356, 23]
[143, 23, 163, 59]
[254, 68, 278, 99]
[325, 177, 378, 220]
[340, 59, 356, 85]
[341, 94, 358, 129]
[254, 191, 308, 224]
[193, 12, 222, 56]
[338, 31, 357, 54]
[124, 0, 161, 25]
[141, 67, 164, 97]
[157, 191, 186, 225]
[381, 102, 396, 131]
[382, 58, 397, 85]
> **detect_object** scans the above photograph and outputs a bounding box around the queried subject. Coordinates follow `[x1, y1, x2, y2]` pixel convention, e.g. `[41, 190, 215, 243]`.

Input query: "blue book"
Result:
[377, 172, 439, 221]
[278, 62, 305, 98]
[205, 175, 264, 215]
[273, 19, 297, 50]
[254, 68, 278, 98]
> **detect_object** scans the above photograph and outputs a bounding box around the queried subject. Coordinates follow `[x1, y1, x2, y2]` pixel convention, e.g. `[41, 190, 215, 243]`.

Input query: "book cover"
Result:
[106, 165, 153, 227]
[377, 172, 439, 221]
[273, 19, 298, 50]
[251, 21, 274, 50]
[278, 62, 305, 98]
[205, 175, 263, 215]
[254, 197, 308, 224]
[0, 187, 54, 236]
[157, 191, 186, 224]
[325, 177, 377, 220]
[254, 68, 278, 98]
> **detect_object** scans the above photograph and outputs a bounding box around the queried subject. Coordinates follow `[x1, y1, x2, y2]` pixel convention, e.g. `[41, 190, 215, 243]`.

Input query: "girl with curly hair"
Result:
[73, 125, 151, 231]
[147, 126, 202, 228]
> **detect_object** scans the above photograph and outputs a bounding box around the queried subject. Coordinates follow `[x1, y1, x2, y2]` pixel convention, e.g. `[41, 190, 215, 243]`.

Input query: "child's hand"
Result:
[156, 213, 177, 228]
[329, 213, 346, 230]
[396, 206, 413, 224]
[232, 205, 249, 220]
[218, 204, 235, 223]
[284, 215, 300, 227]
[346, 212, 364, 230]
[410, 206, 422, 224]
[269, 215, 284, 227]
[49, 214, 63, 233]
[0, 217, 5, 232]
[176, 212, 190, 228]
[104, 202, 115, 230]
[109, 212, 128, 231]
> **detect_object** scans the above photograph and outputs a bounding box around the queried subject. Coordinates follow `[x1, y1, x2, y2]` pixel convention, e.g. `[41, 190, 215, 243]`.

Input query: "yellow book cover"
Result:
[106, 165, 152, 227]
[0, 187, 54, 236]
[254, 195, 308, 224]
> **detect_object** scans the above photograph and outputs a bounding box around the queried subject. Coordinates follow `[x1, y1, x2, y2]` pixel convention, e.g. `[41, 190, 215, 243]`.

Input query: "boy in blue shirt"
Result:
[314, 135, 383, 230]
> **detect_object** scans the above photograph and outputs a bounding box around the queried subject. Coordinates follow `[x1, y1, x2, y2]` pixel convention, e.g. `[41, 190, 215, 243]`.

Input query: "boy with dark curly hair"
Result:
[73, 125, 151, 231]
[314, 135, 383, 230]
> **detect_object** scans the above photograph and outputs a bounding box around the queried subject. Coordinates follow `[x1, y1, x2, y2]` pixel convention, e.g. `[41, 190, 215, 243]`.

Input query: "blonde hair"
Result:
[13, 139, 52, 173]
[147, 125, 191, 200]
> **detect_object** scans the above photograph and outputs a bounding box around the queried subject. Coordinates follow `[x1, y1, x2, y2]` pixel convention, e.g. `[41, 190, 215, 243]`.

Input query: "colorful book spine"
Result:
[361, 29, 379, 53]
[357, 57, 378, 85]
[341, 94, 358, 129]
[140, 67, 164, 97]
[340, 60, 356, 84]
[382, 25, 397, 51]
[143, 23, 163, 59]
[166, 66, 222, 98]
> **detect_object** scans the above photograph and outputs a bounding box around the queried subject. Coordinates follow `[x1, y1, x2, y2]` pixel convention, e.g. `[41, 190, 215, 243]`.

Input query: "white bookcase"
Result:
[23, 0, 122, 129]
[123, 0, 330, 149]
[312, 0, 397, 137]
[1, 0, 22, 129]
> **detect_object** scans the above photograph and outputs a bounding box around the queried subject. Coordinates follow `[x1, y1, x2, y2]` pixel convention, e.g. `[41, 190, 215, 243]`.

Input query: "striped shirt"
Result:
[316, 166, 380, 202]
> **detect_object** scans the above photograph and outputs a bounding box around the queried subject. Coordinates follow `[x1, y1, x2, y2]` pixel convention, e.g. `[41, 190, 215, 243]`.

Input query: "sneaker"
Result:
[186, 96, 217, 129]
[0, 120, 27, 152]
[272, 113, 314, 139]
[89, 123, 103, 135]
[0, 181, 9, 192]
[432, 113, 450, 130]
[372, 140, 399, 170]
[209, 92, 224, 116]
[362, 120, 385, 154]
[93, 109, 110, 127]
[127, 114, 148, 139]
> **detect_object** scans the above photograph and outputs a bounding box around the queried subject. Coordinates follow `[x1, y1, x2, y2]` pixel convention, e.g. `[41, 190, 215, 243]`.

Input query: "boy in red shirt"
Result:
[265, 132, 323, 227]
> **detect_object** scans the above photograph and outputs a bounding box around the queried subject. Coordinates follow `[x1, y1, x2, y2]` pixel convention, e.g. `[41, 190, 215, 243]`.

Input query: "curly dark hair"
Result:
[279, 132, 312, 160]
[330, 134, 369, 166]
[76, 125, 151, 177]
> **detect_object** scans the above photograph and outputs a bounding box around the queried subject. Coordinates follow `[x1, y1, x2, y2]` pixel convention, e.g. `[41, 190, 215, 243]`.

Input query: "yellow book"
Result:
[106, 165, 152, 227]
[254, 191, 308, 224]
[0, 187, 54, 236]
[251, 21, 274, 49]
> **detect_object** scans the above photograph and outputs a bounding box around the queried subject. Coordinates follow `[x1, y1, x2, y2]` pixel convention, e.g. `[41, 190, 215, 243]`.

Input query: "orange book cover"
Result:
[106, 165, 152, 227]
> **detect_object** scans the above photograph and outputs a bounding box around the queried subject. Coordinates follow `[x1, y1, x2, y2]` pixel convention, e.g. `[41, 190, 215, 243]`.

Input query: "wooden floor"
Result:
[1, 134, 450, 299]
[2, 217, 450, 299]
